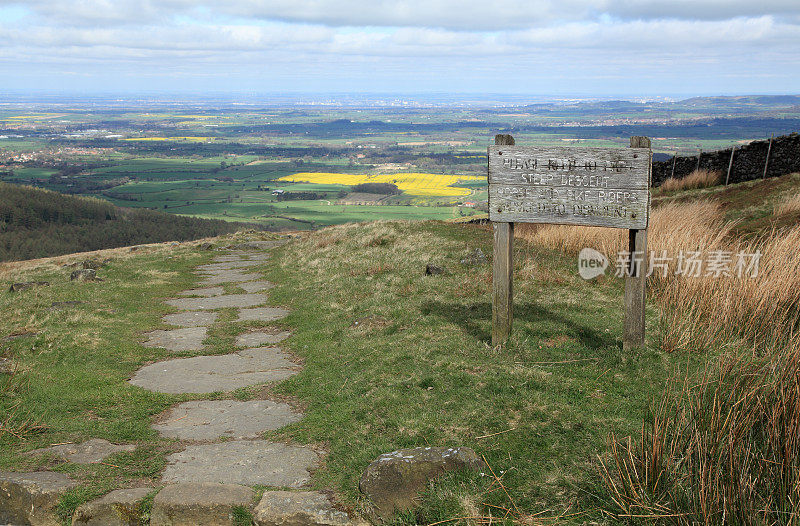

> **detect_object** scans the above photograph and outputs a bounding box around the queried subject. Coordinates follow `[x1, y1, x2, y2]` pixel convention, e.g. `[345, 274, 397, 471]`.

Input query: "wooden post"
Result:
[624, 136, 650, 351]
[763, 134, 774, 179]
[492, 133, 515, 347]
[670, 152, 677, 179]
[726, 147, 735, 185]
[695, 149, 702, 173]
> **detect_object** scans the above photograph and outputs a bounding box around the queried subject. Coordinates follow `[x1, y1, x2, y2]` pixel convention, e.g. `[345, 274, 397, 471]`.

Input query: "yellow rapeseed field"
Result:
[277, 172, 482, 197]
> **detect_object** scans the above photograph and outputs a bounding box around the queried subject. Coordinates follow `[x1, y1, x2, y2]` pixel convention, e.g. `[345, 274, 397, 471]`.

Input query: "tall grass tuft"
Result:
[657, 169, 722, 193]
[775, 191, 800, 218]
[600, 345, 800, 525]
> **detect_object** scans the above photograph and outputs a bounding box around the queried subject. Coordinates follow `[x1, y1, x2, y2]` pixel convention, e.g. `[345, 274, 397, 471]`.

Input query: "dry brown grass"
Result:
[517, 199, 800, 353]
[657, 169, 722, 193]
[775, 191, 800, 217]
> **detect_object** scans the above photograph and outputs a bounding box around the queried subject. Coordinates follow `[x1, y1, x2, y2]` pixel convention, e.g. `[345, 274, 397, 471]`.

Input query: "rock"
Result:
[460, 248, 487, 266]
[359, 447, 484, 519]
[198, 269, 262, 286]
[70, 269, 98, 282]
[81, 259, 107, 270]
[9, 281, 49, 292]
[161, 441, 317, 486]
[72, 487, 151, 526]
[424, 263, 445, 276]
[177, 287, 225, 297]
[27, 439, 136, 464]
[231, 241, 285, 250]
[199, 242, 215, 250]
[254, 491, 367, 526]
[0, 471, 77, 526]
[150, 483, 253, 526]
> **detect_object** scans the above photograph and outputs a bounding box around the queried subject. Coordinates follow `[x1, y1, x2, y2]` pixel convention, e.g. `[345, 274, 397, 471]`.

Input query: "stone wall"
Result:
[652, 132, 800, 186]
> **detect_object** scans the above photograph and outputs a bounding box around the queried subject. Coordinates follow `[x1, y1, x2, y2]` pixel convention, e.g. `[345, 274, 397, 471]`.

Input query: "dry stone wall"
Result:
[652, 132, 800, 186]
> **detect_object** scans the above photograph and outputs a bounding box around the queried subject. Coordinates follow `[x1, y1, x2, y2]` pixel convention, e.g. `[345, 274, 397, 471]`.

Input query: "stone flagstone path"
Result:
[2, 243, 363, 525]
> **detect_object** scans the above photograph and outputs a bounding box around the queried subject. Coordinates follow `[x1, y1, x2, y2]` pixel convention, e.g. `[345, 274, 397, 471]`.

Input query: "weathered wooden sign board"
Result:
[488, 135, 652, 350]
[488, 145, 651, 229]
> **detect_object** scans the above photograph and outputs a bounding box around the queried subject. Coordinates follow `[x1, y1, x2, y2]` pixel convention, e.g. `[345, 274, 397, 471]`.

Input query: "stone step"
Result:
[143, 327, 207, 352]
[0, 471, 77, 526]
[254, 491, 368, 526]
[165, 294, 269, 311]
[150, 483, 253, 526]
[72, 487, 151, 526]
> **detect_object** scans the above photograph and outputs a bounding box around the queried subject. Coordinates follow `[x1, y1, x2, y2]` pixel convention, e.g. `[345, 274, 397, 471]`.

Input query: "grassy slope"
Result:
[1, 173, 796, 524]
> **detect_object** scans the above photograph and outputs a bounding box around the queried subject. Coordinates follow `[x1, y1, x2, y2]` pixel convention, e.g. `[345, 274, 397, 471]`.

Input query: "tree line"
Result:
[0, 183, 244, 262]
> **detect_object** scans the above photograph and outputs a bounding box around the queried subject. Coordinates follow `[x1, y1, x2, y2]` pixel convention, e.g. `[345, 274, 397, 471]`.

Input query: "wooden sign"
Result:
[489, 136, 652, 351]
[488, 145, 651, 229]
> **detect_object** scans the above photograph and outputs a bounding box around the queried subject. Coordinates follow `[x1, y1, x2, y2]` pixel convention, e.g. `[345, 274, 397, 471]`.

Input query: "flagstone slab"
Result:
[129, 348, 298, 394]
[237, 307, 289, 323]
[161, 440, 317, 486]
[153, 400, 303, 441]
[238, 281, 274, 293]
[197, 261, 264, 271]
[163, 311, 219, 328]
[177, 287, 225, 297]
[199, 270, 262, 286]
[165, 294, 268, 311]
[236, 331, 291, 347]
[0, 471, 77, 526]
[26, 439, 136, 464]
[143, 327, 207, 352]
[73, 487, 152, 526]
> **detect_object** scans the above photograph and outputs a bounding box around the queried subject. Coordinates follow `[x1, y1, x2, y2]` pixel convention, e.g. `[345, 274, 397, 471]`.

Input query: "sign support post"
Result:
[623, 136, 650, 350]
[492, 134, 515, 347]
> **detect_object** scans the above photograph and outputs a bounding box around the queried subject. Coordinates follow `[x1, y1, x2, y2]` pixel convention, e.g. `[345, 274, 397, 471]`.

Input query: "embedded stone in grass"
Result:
[238, 280, 274, 293]
[236, 331, 291, 347]
[143, 327, 208, 352]
[129, 347, 297, 394]
[177, 286, 225, 297]
[150, 483, 253, 526]
[0, 471, 77, 525]
[153, 399, 302, 441]
[72, 487, 152, 526]
[163, 311, 218, 328]
[198, 270, 262, 286]
[254, 491, 369, 526]
[230, 240, 286, 250]
[165, 294, 269, 311]
[236, 307, 289, 323]
[9, 281, 49, 292]
[359, 447, 485, 519]
[71, 268, 99, 281]
[162, 441, 317, 486]
[26, 438, 136, 464]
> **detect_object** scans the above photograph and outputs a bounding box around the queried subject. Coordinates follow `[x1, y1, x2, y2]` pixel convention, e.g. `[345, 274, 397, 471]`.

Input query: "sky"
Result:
[0, 0, 799, 97]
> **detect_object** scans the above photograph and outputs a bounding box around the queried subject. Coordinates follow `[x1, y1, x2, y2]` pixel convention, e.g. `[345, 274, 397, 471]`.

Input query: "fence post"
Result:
[695, 149, 702, 173]
[623, 136, 650, 351]
[726, 147, 735, 185]
[763, 134, 774, 179]
[492, 133, 515, 347]
[670, 152, 677, 179]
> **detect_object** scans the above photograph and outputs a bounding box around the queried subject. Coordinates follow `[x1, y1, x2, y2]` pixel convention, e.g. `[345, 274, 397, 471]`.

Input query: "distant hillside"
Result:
[0, 183, 244, 262]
